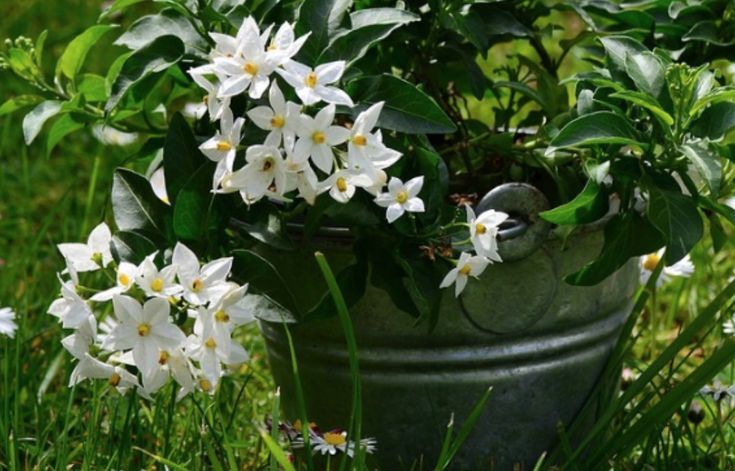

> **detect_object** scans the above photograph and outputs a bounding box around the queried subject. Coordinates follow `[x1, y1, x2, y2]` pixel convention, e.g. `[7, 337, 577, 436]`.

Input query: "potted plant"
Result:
[3, 0, 735, 468]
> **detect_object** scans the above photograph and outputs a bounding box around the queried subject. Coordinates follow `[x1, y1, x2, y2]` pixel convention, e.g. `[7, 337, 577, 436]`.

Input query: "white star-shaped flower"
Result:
[466, 206, 508, 263]
[103, 296, 187, 378]
[347, 102, 401, 177]
[374, 176, 425, 223]
[61, 315, 97, 360]
[48, 275, 93, 329]
[266, 22, 310, 66]
[247, 82, 301, 149]
[439, 252, 490, 297]
[277, 61, 354, 106]
[136, 254, 181, 299]
[321, 170, 373, 204]
[69, 354, 140, 394]
[57, 222, 113, 272]
[199, 106, 245, 190]
[172, 243, 233, 306]
[292, 105, 350, 173]
[0, 307, 17, 339]
[639, 249, 694, 286]
[90, 261, 138, 302]
[188, 64, 232, 121]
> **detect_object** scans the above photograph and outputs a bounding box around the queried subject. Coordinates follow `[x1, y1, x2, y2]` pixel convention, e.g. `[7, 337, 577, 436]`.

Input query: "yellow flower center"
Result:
[312, 131, 326, 144]
[151, 277, 164, 292]
[305, 72, 318, 88]
[203, 95, 209, 105]
[352, 134, 367, 146]
[118, 273, 131, 287]
[215, 310, 230, 323]
[643, 253, 661, 271]
[336, 177, 348, 192]
[324, 432, 347, 446]
[459, 264, 472, 276]
[243, 61, 259, 76]
[205, 337, 217, 349]
[216, 141, 232, 152]
[475, 223, 487, 235]
[262, 158, 274, 172]
[137, 323, 151, 337]
[267, 43, 278, 51]
[109, 373, 121, 387]
[396, 191, 409, 204]
[192, 278, 204, 292]
[158, 350, 169, 365]
[270, 115, 285, 128]
[199, 378, 212, 392]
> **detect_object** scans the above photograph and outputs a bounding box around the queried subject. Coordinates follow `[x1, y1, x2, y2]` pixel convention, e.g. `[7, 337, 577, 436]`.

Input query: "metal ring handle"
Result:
[476, 183, 551, 262]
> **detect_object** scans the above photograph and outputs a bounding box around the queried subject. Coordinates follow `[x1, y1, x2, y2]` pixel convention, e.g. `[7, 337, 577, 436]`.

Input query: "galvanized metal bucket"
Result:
[258, 184, 639, 469]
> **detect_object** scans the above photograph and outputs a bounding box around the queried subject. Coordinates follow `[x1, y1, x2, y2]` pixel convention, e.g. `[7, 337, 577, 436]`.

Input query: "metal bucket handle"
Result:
[477, 182, 552, 262]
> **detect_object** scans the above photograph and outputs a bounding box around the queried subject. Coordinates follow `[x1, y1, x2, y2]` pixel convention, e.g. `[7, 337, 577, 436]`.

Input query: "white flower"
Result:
[139, 347, 196, 400]
[91, 125, 138, 146]
[374, 176, 425, 223]
[639, 249, 694, 286]
[57, 222, 113, 272]
[69, 354, 139, 394]
[439, 252, 490, 297]
[466, 206, 508, 262]
[0, 307, 17, 338]
[90, 262, 138, 302]
[292, 104, 350, 173]
[103, 296, 186, 378]
[61, 315, 97, 360]
[247, 83, 300, 149]
[309, 431, 376, 457]
[266, 22, 310, 66]
[188, 64, 231, 121]
[724, 313, 735, 336]
[199, 107, 245, 189]
[214, 18, 278, 99]
[321, 170, 373, 203]
[185, 307, 249, 385]
[172, 243, 233, 306]
[284, 155, 320, 205]
[222, 145, 288, 203]
[149, 167, 169, 205]
[137, 254, 181, 299]
[48, 276, 93, 328]
[277, 61, 354, 106]
[347, 102, 401, 177]
[210, 283, 255, 329]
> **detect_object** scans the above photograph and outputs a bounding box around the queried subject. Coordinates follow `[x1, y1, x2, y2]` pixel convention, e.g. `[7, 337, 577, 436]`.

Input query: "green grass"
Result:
[0, 0, 734, 469]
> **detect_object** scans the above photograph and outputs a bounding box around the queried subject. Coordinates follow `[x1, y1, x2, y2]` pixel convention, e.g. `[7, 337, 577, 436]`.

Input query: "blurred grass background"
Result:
[0, 0, 734, 469]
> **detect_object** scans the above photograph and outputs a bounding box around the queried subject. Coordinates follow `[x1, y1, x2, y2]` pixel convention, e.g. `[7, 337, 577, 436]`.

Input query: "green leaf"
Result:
[709, 213, 727, 253]
[609, 90, 674, 126]
[646, 185, 703, 264]
[295, 0, 337, 64]
[106, 35, 185, 111]
[99, 0, 146, 20]
[624, 51, 665, 99]
[22, 100, 62, 145]
[232, 249, 300, 316]
[691, 102, 735, 139]
[163, 113, 206, 205]
[681, 141, 721, 196]
[230, 204, 294, 251]
[689, 88, 735, 118]
[0, 95, 44, 117]
[172, 164, 224, 242]
[115, 9, 206, 56]
[56, 24, 118, 80]
[349, 7, 418, 28]
[599, 36, 648, 75]
[7, 47, 40, 81]
[320, 9, 418, 64]
[547, 111, 642, 154]
[347, 74, 456, 134]
[111, 230, 157, 263]
[112, 168, 171, 237]
[540, 180, 608, 225]
[77, 74, 109, 102]
[302, 260, 367, 322]
[683, 20, 735, 47]
[46, 114, 87, 156]
[566, 212, 663, 286]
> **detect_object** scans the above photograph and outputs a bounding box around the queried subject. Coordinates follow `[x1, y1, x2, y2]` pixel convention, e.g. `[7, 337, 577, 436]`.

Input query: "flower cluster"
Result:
[274, 419, 377, 458]
[188, 17, 422, 222]
[49, 223, 253, 399]
[440, 205, 509, 297]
